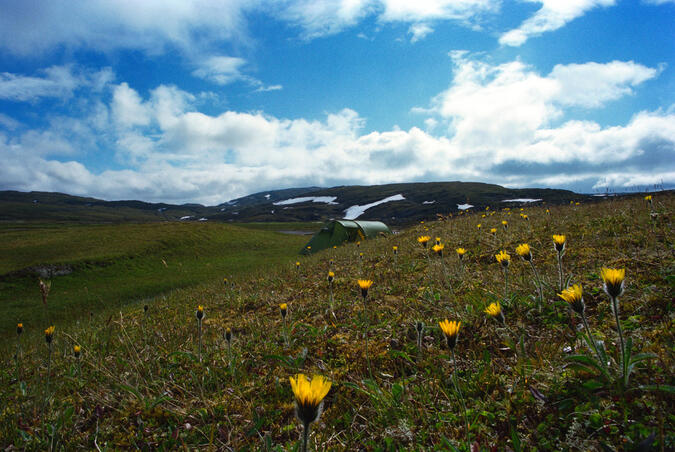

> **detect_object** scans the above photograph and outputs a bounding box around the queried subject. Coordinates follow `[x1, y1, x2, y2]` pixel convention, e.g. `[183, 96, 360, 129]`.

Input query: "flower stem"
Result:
[451, 349, 470, 451]
[363, 297, 373, 380]
[302, 422, 310, 452]
[581, 313, 606, 374]
[503, 267, 509, 302]
[612, 296, 627, 384]
[198, 320, 202, 363]
[46, 343, 52, 398]
[557, 253, 564, 292]
[529, 261, 543, 312]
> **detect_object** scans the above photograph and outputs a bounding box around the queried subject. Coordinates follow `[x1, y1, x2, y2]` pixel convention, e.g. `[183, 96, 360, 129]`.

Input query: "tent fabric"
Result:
[301, 220, 391, 254]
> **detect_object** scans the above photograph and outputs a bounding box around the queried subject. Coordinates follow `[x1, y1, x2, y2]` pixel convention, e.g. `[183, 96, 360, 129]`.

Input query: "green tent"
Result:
[301, 220, 392, 254]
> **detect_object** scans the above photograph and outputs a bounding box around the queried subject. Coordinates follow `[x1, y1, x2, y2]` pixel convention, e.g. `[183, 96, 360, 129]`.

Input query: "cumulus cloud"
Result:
[1, 54, 672, 204]
[0, 0, 255, 56]
[378, 0, 498, 22]
[500, 0, 616, 47]
[408, 23, 434, 42]
[192, 56, 248, 85]
[0, 0, 502, 57]
[427, 53, 660, 157]
[278, 0, 374, 38]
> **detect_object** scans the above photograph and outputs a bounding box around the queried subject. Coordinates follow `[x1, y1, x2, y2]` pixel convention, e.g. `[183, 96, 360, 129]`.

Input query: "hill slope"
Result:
[0, 190, 213, 223]
[1, 194, 672, 450]
[213, 181, 586, 224]
[0, 222, 307, 337]
[0, 182, 589, 224]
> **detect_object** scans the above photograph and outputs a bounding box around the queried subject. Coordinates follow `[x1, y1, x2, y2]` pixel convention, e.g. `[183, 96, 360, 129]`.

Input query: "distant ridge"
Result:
[0, 181, 592, 224]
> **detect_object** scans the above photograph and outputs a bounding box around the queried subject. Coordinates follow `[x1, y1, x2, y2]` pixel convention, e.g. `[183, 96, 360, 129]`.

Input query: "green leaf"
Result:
[118, 383, 142, 400]
[638, 384, 675, 394]
[629, 353, 657, 365]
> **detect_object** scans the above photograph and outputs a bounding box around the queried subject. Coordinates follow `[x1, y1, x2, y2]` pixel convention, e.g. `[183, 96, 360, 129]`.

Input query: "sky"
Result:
[0, 0, 673, 205]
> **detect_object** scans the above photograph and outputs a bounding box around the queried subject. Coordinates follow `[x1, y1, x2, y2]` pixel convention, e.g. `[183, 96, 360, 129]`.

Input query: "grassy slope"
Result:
[1, 196, 673, 450]
[0, 222, 308, 339]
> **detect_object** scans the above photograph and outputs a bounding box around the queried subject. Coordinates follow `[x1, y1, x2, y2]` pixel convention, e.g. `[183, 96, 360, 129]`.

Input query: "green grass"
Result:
[235, 221, 321, 233]
[1, 196, 673, 450]
[0, 222, 307, 339]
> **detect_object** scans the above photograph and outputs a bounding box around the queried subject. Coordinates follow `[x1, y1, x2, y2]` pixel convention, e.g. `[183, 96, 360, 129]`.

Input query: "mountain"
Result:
[0, 182, 590, 225]
[205, 181, 588, 224]
[0, 191, 212, 223]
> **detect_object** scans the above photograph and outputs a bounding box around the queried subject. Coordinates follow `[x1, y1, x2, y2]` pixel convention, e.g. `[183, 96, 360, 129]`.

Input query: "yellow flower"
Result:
[432, 243, 444, 256]
[485, 303, 505, 324]
[296, 261, 301, 268]
[644, 195, 652, 202]
[552, 234, 566, 253]
[522, 214, 528, 221]
[358, 279, 373, 298]
[439, 319, 461, 349]
[73, 345, 81, 358]
[225, 327, 232, 342]
[502, 220, 508, 227]
[601, 268, 625, 298]
[196, 305, 204, 320]
[17, 323, 23, 335]
[456, 248, 466, 259]
[490, 228, 497, 234]
[392, 245, 398, 254]
[558, 284, 584, 314]
[417, 236, 431, 247]
[477, 223, 481, 229]
[515, 243, 531, 261]
[327, 271, 335, 283]
[45, 325, 55, 344]
[435, 237, 441, 245]
[546, 209, 550, 214]
[290, 374, 332, 426]
[356, 241, 360, 247]
[495, 250, 510, 266]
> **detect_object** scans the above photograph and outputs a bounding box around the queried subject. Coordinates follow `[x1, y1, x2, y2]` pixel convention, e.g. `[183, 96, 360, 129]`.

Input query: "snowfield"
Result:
[457, 204, 473, 210]
[501, 198, 542, 203]
[273, 196, 338, 206]
[343, 194, 406, 220]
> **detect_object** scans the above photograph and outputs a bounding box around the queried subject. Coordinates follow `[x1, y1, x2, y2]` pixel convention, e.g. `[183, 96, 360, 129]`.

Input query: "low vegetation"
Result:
[1, 195, 673, 450]
[0, 222, 308, 338]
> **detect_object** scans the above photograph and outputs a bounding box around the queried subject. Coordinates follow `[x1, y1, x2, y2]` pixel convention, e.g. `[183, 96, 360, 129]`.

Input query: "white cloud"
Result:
[499, 0, 616, 47]
[0, 0, 255, 56]
[642, 0, 675, 4]
[408, 23, 434, 42]
[254, 84, 283, 92]
[426, 54, 659, 156]
[192, 56, 247, 85]
[0, 113, 21, 130]
[0, 66, 80, 101]
[379, 0, 498, 22]
[550, 61, 659, 107]
[0, 65, 115, 102]
[0, 0, 501, 56]
[279, 0, 374, 38]
[1, 56, 672, 204]
[112, 83, 152, 128]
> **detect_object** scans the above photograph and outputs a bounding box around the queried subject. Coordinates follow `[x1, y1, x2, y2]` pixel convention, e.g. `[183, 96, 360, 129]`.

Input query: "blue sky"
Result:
[0, 0, 673, 204]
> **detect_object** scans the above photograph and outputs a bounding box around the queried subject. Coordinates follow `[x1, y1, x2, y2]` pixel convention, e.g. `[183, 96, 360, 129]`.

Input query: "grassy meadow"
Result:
[0, 222, 309, 339]
[1, 195, 673, 450]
